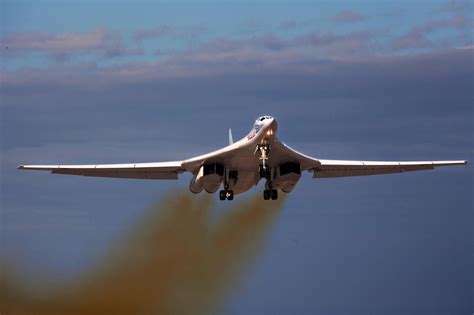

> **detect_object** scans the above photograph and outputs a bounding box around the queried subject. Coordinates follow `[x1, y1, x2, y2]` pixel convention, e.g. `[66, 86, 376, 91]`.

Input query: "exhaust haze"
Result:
[1, 190, 285, 315]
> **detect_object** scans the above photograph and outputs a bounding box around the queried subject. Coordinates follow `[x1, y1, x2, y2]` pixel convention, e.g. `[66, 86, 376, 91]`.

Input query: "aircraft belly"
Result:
[227, 151, 259, 169]
[230, 170, 259, 195]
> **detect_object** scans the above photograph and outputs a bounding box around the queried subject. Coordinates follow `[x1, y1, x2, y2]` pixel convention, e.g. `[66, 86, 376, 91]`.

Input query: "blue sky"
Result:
[1, 1, 473, 314]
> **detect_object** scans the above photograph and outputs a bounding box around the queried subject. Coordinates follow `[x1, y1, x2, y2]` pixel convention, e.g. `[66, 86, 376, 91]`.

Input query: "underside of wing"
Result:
[17, 139, 247, 181]
[313, 160, 467, 178]
[271, 139, 467, 178]
[17, 161, 185, 179]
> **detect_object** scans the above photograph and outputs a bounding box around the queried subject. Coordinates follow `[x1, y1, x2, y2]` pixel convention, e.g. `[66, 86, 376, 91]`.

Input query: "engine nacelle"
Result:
[273, 162, 301, 193]
[189, 163, 224, 194]
[189, 174, 204, 194]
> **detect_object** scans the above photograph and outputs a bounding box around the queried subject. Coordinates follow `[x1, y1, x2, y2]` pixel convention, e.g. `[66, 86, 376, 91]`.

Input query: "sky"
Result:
[1, 0, 473, 314]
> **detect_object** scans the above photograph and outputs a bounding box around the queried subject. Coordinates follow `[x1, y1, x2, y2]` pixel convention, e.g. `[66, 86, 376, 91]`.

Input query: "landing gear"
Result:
[257, 145, 271, 179]
[259, 165, 271, 179]
[256, 144, 277, 200]
[219, 189, 234, 200]
[263, 189, 278, 200]
[219, 167, 235, 200]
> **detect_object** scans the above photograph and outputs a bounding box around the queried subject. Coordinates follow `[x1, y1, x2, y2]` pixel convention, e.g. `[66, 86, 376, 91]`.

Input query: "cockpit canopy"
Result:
[251, 116, 274, 135]
[257, 115, 273, 122]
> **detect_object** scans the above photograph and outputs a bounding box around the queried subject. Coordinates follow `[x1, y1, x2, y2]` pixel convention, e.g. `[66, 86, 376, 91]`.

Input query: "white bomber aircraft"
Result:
[18, 116, 467, 200]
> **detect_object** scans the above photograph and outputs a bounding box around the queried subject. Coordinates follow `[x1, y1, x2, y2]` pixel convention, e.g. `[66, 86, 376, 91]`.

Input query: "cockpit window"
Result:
[258, 116, 272, 121]
[249, 117, 271, 139]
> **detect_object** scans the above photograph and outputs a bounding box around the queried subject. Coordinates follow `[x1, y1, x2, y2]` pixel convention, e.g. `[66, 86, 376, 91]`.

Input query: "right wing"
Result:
[17, 161, 185, 180]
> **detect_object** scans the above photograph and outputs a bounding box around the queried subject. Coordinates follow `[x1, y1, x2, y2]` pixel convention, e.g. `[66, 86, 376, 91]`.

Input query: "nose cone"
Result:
[268, 117, 278, 130]
[263, 117, 278, 137]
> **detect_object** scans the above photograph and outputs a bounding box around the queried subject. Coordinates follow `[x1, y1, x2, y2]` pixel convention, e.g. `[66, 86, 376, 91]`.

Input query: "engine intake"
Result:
[203, 163, 224, 176]
[189, 163, 224, 194]
[279, 162, 301, 176]
[273, 162, 301, 193]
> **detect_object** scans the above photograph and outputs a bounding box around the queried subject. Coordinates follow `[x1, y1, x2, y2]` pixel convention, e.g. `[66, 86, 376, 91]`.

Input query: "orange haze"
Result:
[2, 190, 285, 315]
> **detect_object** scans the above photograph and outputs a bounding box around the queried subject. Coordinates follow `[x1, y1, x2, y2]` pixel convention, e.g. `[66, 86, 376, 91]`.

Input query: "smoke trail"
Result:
[1, 190, 285, 315]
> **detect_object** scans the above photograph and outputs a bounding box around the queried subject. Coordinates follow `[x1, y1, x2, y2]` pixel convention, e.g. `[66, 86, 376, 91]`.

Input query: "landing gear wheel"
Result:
[271, 189, 278, 200]
[263, 189, 278, 200]
[220, 190, 234, 200]
[219, 190, 226, 200]
[263, 190, 271, 200]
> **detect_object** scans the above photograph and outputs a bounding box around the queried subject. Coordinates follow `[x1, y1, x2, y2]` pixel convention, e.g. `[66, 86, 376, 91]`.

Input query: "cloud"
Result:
[392, 15, 472, 50]
[440, 0, 470, 13]
[278, 19, 298, 30]
[2, 12, 470, 68]
[2, 31, 472, 89]
[160, 30, 373, 74]
[294, 30, 372, 55]
[132, 25, 177, 43]
[238, 17, 262, 34]
[0, 29, 375, 87]
[382, 8, 404, 17]
[1, 28, 141, 60]
[392, 31, 432, 51]
[333, 10, 365, 23]
[132, 23, 208, 48]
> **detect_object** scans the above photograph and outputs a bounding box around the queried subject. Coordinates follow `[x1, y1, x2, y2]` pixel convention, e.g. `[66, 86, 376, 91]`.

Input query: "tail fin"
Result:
[228, 128, 234, 145]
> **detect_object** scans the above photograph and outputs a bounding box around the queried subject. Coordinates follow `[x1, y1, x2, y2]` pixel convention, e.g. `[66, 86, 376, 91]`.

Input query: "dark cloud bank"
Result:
[2, 46, 472, 157]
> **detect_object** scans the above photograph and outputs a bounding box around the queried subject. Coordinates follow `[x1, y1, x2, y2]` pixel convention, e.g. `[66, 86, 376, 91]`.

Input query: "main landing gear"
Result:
[220, 169, 235, 200]
[219, 189, 234, 201]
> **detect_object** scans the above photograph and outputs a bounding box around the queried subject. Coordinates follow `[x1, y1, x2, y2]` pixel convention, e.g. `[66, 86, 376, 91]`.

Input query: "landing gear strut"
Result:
[258, 145, 270, 178]
[259, 165, 271, 179]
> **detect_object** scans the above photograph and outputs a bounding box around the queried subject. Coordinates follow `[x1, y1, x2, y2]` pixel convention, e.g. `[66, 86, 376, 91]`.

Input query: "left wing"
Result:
[272, 140, 467, 178]
[17, 161, 185, 179]
[312, 159, 467, 178]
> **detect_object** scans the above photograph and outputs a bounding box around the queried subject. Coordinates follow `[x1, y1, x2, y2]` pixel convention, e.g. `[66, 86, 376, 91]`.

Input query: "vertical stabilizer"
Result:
[228, 128, 234, 145]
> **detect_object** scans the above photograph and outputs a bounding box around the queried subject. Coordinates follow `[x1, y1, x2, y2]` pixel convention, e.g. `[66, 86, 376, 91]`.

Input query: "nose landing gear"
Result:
[257, 144, 270, 177]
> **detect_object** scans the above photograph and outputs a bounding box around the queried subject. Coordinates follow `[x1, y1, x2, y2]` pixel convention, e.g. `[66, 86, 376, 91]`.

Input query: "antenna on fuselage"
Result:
[228, 128, 234, 145]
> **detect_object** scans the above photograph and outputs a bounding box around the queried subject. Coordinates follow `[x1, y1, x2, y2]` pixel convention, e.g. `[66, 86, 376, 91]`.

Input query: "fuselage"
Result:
[185, 116, 285, 195]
